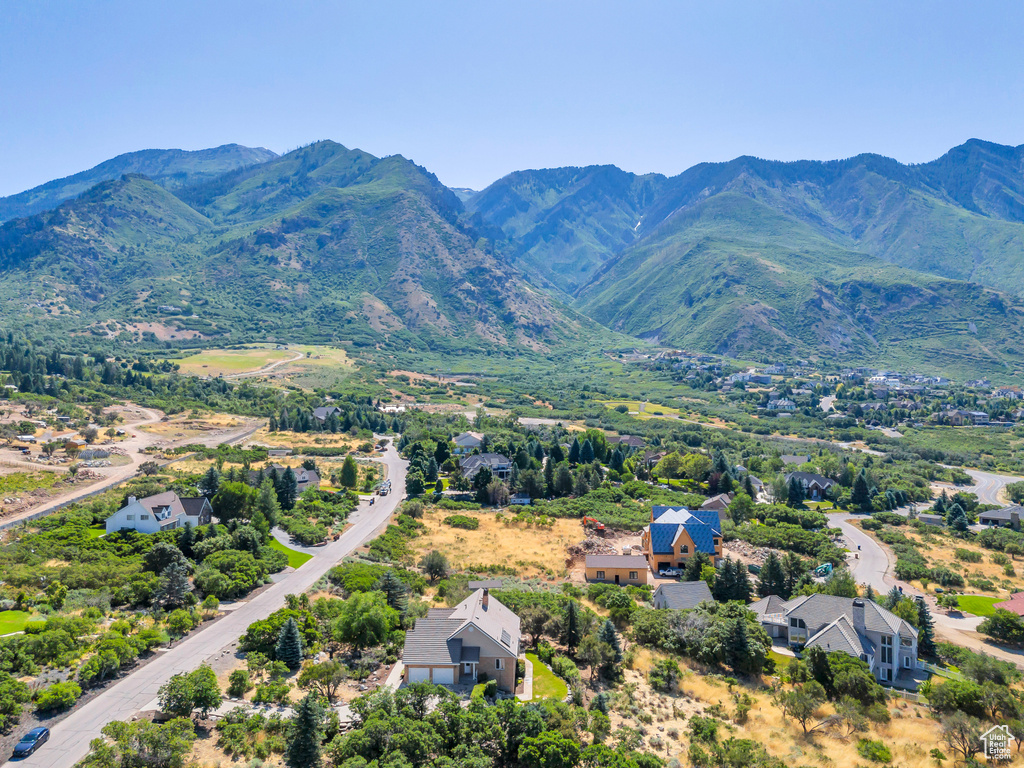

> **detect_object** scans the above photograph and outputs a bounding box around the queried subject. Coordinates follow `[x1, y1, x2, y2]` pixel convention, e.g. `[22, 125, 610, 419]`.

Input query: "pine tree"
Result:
[198, 466, 221, 498]
[544, 458, 555, 496]
[155, 561, 191, 608]
[564, 600, 581, 653]
[549, 442, 565, 464]
[435, 479, 443, 494]
[713, 559, 737, 602]
[934, 493, 946, 515]
[378, 571, 408, 615]
[684, 551, 711, 582]
[865, 584, 876, 602]
[434, 440, 450, 464]
[425, 457, 439, 483]
[884, 586, 902, 610]
[276, 618, 304, 670]
[598, 619, 622, 664]
[744, 474, 755, 498]
[581, 439, 595, 464]
[339, 456, 358, 488]
[281, 468, 299, 509]
[782, 552, 804, 598]
[285, 693, 325, 768]
[568, 437, 581, 465]
[758, 552, 787, 598]
[732, 561, 752, 603]
[917, 599, 937, 657]
[255, 477, 281, 528]
[851, 469, 872, 511]
[725, 618, 751, 675]
[177, 522, 196, 559]
[787, 476, 805, 507]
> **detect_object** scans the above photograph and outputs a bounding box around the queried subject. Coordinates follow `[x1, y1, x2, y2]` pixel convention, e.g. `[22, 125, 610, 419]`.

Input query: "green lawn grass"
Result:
[0, 610, 33, 635]
[526, 653, 569, 701]
[957, 595, 1002, 617]
[768, 649, 794, 669]
[86, 526, 106, 539]
[269, 538, 313, 568]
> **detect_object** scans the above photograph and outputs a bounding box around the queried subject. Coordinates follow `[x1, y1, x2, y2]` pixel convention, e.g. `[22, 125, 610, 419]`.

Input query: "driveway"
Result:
[20, 441, 408, 768]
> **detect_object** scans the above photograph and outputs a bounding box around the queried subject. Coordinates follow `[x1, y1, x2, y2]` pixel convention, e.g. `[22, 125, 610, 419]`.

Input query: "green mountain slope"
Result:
[577, 193, 1024, 376]
[0, 144, 278, 223]
[0, 143, 600, 353]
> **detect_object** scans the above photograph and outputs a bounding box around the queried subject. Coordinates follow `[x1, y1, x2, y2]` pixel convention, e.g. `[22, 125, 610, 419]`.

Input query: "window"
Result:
[126, 515, 134, 520]
[713, 538, 720, 546]
[900, 637, 912, 647]
[903, 656, 911, 668]
[140, 515, 150, 520]
[495, 659, 505, 671]
[595, 571, 605, 580]
[881, 635, 893, 665]
[629, 571, 638, 580]
[680, 545, 689, 554]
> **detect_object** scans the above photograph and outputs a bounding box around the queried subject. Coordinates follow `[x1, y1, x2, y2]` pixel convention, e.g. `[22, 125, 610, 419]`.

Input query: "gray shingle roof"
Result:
[402, 618, 464, 664]
[980, 505, 1024, 521]
[806, 615, 874, 657]
[777, 594, 917, 640]
[586, 554, 649, 570]
[654, 581, 713, 610]
[404, 589, 521, 665]
[748, 594, 789, 620]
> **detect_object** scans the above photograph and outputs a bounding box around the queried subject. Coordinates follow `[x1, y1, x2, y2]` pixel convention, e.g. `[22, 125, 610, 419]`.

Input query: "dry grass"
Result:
[140, 412, 242, 439]
[615, 648, 953, 767]
[410, 508, 581, 580]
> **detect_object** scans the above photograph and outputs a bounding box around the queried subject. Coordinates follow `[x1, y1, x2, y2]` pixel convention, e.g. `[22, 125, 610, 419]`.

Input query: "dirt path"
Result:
[0, 408, 264, 530]
[223, 350, 304, 380]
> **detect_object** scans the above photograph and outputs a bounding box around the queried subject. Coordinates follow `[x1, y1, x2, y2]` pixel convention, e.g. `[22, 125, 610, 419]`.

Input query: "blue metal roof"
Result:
[648, 507, 721, 555]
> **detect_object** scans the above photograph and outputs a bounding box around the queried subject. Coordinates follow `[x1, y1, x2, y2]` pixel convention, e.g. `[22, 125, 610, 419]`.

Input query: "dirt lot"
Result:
[411, 508, 583, 581]
[140, 412, 244, 440]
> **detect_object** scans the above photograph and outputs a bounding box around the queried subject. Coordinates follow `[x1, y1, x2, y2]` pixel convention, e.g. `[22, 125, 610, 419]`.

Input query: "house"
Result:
[916, 513, 945, 527]
[763, 364, 787, 375]
[968, 411, 990, 425]
[749, 594, 920, 685]
[699, 493, 733, 513]
[510, 494, 531, 506]
[614, 435, 645, 449]
[978, 505, 1023, 531]
[403, 588, 520, 692]
[780, 454, 811, 466]
[268, 448, 292, 458]
[585, 554, 649, 585]
[653, 581, 713, 610]
[459, 453, 512, 480]
[644, 451, 667, 468]
[247, 465, 320, 494]
[641, 506, 723, 572]
[105, 492, 212, 534]
[767, 399, 796, 412]
[453, 431, 485, 454]
[312, 406, 343, 423]
[785, 471, 836, 501]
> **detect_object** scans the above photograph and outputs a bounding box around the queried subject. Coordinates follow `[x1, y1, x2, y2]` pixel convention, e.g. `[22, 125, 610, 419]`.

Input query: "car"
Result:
[658, 568, 681, 578]
[13, 727, 49, 758]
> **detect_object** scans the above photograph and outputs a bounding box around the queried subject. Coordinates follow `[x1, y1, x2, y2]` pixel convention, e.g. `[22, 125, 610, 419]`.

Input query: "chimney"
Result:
[481, 588, 489, 610]
[852, 597, 865, 629]
[1012, 509, 1020, 531]
[128, 496, 136, 504]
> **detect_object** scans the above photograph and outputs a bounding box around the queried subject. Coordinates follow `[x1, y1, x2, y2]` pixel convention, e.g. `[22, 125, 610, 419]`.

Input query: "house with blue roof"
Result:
[641, 505, 724, 572]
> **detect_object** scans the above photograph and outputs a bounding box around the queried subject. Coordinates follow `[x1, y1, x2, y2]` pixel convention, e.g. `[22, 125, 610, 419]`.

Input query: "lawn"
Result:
[177, 347, 295, 377]
[526, 653, 569, 701]
[86, 526, 106, 539]
[269, 538, 313, 568]
[0, 610, 33, 635]
[957, 595, 1002, 617]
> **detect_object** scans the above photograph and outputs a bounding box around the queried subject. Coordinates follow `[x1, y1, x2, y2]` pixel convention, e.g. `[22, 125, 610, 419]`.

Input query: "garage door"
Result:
[408, 667, 430, 683]
[431, 667, 454, 685]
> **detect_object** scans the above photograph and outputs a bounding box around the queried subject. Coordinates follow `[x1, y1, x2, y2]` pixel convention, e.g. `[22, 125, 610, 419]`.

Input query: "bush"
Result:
[227, 669, 252, 697]
[550, 655, 581, 683]
[35, 681, 81, 712]
[442, 515, 480, 530]
[856, 739, 893, 763]
[954, 548, 983, 563]
[484, 679, 498, 698]
[979, 609, 1024, 645]
[649, 658, 680, 692]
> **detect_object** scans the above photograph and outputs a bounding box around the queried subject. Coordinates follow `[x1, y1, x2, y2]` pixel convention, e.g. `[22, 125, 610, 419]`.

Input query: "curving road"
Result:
[21, 441, 408, 768]
[963, 468, 1023, 507]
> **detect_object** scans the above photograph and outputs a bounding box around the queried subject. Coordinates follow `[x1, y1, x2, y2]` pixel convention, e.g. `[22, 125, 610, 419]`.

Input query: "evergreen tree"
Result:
[280, 467, 299, 509]
[598, 619, 622, 665]
[884, 586, 902, 610]
[177, 522, 196, 559]
[732, 561, 752, 603]
[276, 618, 304, 670]
[865, 584, 876, 602]
[568, 437, 581, 465]
[684, 551, 711, 582]
[917, 599, 937, 657]
[713, 559, 737, 602]
[719, 472, 734, 493]
[934, 493, 946, 515]
[580, 439, 595, 464]
[155, 561, 191, 608]
[744, 474, 756, 499]
[425, 457, 439, 483]
[434, 440, 450, 464]
[549, 442, 565, 464]
[435, 479, 444, 494]
[255, 477, 282, 528]
[725, 618, 751, 674]
[758, 552, 787, 598]
[378, 571, 408, 616]
[782, 552, 804, 597]
[532, 441, 545, 462]
[285, 693, 325, 768]
[543, 458, 555, 496]
[851, 469, 872, 511]
[198, 466, 221, 498]
[339, 456, 358, 488]
[564, 600, 581, 653]
[787, 476, 805, 507]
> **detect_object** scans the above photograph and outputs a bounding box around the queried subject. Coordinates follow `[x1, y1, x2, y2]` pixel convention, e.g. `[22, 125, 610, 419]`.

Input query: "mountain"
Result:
[0, 144, 278, 223]
[0, 141, 596, 354]
[468, 140, 1024, 374]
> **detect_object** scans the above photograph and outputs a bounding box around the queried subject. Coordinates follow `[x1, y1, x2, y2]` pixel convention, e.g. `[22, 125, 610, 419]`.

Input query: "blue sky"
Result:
[2, 1, 1024, 195]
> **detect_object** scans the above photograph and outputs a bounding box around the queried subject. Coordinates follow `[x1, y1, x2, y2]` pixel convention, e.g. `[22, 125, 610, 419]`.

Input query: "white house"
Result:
[105, 491, 212, 534]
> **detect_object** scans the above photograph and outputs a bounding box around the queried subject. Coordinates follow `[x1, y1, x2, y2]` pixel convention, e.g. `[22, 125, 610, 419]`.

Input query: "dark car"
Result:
[12, 727, 49, 758]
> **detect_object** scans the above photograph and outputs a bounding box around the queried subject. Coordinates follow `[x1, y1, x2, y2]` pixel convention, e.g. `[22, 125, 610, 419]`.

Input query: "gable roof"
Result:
[979, 505, 1024, 521]
[648, 506, 721, 555]
[180, 497, 211, 518]
[805, 615, 875, 657]
[781, 454, 811, 465]
[454, 431, 484, 445]
[785, 471, 836, 488]
[748, 594, 790, 621]
[777, 594, 917, 640]
[654, 581, 713, 610]
[586, 554, 649, 570]
[404, 589, 520, 665]
[459, 453, 511, 476]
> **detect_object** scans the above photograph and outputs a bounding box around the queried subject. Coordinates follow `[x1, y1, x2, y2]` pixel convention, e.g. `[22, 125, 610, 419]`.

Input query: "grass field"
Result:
[0, 610, 33, 634]
[269, 538, 313, 568]
[957, 595, 1002, 617]
[526, 653, 569, 700]
[0, 471, 61, 495]
[177, 347, 295, 377]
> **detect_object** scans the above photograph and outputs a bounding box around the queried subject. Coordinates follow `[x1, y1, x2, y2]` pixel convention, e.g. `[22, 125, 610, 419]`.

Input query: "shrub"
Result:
[35, 681, 81, 712]
[856, 739, 893, 763]
[442, 515, 479, 530]
[954, 548, 983, 563]
[649, 659, 681, 692]
[484, 679, 498, 698]
[550, 655, 581, 683]
[228, 669, 253, 697]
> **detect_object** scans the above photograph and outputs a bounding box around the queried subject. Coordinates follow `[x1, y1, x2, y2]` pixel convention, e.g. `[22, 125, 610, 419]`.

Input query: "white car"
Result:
[659, 568, 681, 578]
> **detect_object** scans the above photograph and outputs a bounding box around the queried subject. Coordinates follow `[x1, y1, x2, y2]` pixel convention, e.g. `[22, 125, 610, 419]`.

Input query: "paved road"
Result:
[963, 468, 1022, 507]
[21, 442, 408, 768]
[819, 395, 837, 413]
